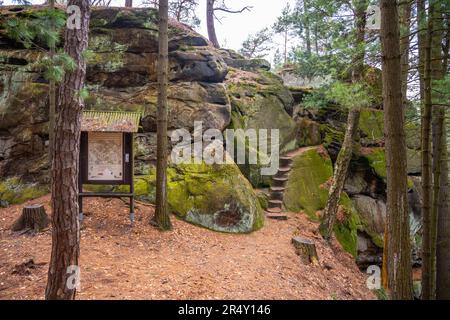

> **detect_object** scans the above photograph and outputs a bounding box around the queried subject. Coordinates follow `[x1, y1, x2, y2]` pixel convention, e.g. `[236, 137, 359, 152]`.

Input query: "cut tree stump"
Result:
[12, 204, 49, 232]
[292, 236, 319, 265]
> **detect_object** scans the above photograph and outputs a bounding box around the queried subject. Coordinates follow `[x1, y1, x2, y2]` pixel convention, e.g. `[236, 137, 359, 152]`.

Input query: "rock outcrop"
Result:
[1, 6, 290, 232]
[0, 6, 423, 266]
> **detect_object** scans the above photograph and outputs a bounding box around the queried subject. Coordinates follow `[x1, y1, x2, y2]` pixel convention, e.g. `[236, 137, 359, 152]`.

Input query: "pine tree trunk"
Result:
[417, 0, 426, 103]
[436, 10, 450, 300]
[421, 1, 434, 300]
[400, 1, 412, 105]
[207, 0, 220, 48]
[48, 0, 56, 165]
[303, 0, 311, 55]
[320, 108, 360, 241]
[153, 0, 172, 231]
[429, 2, 445, 299]
[352, 0, 368, 81]
[45, 0, 90, 300]
[436, 126, 450, 299]
[284, 29, 288, 65]
[380, 0, 413, 300]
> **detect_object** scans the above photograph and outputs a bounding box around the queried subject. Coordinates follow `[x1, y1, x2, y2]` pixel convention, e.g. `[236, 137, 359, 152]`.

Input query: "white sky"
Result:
[3, 0, 296, 63]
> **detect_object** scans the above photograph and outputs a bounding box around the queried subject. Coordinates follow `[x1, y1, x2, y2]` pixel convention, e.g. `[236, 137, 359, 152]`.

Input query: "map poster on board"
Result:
[88, 132, 123, 181]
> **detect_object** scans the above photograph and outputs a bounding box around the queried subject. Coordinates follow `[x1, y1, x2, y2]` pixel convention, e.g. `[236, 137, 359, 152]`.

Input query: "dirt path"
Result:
[0, 195, 375, 300]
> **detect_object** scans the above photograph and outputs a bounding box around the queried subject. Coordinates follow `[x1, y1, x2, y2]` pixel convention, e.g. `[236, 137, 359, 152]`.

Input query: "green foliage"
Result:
[432, 75, 450, 104]
[302, 87, 330, 109]
[4, 9, 66, 49]
[275, 0, 377, 81]
[302, 81, 373, 111]
[0, 177, 48, 207]
[239, 28, 273, 59]
[2, 8, 75, 83]
[325, 81, 372, 110]
[39, 51, 77, 82]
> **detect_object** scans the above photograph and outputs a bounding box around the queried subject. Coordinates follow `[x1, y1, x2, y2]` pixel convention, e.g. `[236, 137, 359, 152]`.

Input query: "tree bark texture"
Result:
[45, 0, 90, 300]
[421, 1, 434, 300]
[321, 108, 360, 241]
[400, 1, 412, 106]
[380, 0, 413, 300]
[154, 0, 172, 231]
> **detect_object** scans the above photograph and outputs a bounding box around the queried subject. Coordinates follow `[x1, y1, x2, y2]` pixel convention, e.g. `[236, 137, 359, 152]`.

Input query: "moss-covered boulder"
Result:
[282, 146, 361, 256]
[0, 177, 48, 207]
[124, 161, 264, 233]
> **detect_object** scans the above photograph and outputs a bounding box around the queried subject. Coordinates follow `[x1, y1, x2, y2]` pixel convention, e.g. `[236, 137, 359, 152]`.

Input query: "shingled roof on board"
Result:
[81, 111, 141, 133]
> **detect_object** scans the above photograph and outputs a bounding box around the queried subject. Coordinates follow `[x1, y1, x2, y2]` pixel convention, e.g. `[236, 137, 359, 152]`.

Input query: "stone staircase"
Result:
[265, 155, 294, 220]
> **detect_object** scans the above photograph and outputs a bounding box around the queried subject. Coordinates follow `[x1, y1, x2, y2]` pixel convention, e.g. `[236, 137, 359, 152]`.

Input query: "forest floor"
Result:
[0, 195, 375, 300]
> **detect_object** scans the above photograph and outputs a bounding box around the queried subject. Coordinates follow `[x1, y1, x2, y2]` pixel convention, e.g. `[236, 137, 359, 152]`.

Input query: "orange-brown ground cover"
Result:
[0, 195, 375, 300]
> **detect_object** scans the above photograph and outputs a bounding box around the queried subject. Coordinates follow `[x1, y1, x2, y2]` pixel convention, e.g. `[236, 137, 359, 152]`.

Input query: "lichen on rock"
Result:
[121, 161, 264, 233]
[0, 177, 48, 207]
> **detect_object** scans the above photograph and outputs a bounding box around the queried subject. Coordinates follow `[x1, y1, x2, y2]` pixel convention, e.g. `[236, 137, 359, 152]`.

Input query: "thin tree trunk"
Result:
[45, 0, 90, 300]
[320, 0, 366, 241]
[380, 0, 413, 300]
[436, 8, 450, 300]
[417, 0, 426, 103]
[352, 0, 368, 81]
[400, 1, 412, 106]
[432, 104, 446, 298]
[153, 0, 172, 231]
[303, 0, 311, 55]
[48, 0, 56, 165]
[284, 29, 288, 65]
[125, 0, 132, 7]
[321, 108, 360, 241]
[430, 1, 450, 299]
[207, 0, 220, 48]
[436, 122, 449, 299]
[421, 1, 434, 300]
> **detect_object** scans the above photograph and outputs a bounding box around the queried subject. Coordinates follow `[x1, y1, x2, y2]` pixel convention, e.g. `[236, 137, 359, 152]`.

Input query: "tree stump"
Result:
[292, 236, 319, 265]
[12, 204, 49, 232]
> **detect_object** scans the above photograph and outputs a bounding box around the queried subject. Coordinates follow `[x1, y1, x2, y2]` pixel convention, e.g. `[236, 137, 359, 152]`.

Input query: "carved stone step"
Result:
[266, 212, 288, 220]
[270, 186, 285, 193]
[268, 199, 283, 209]
[269, 191, 284, 201]
[280, 156, 293, 167]
[266, 207, 282, 213]
[272, 177, 288, 187]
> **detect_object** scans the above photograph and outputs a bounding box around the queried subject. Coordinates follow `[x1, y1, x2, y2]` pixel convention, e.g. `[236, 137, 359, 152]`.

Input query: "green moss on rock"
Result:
[0, 177, 48, 207]
[283, 147, 332, 217]
[361, 147, 386, 179]
[123, 162, 264, 233]
[359, 108, 384, 144]
[333, 193, 361, 257]
[283, 146, 360, 256]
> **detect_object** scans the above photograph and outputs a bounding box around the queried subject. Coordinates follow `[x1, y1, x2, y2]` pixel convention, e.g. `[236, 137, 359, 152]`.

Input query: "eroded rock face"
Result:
[0, 7, 233, 182]
[0, 6, 284, 233]
[225, 68, 297, 187]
